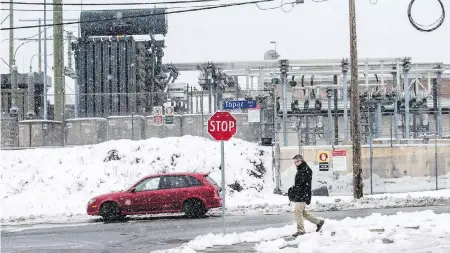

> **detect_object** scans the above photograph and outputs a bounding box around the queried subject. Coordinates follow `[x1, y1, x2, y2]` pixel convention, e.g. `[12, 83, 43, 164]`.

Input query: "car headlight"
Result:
[88, 198, 96, 205]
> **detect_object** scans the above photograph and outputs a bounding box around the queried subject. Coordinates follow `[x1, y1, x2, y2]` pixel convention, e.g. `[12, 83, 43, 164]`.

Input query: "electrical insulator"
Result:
[315, 99, 322, 111]
[280, 59, 289, 74]
[397, 101, 402, 111]
[316, 116, 324, 129]
[421, 114, 429, 126]
[326, 88, 333, 98]
[409, 97, 417, 108]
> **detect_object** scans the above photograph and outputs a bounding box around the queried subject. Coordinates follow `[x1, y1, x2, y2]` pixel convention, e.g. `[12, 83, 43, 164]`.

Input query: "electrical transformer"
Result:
[73, 8, 174, 118]
[79, 9, 168, 37]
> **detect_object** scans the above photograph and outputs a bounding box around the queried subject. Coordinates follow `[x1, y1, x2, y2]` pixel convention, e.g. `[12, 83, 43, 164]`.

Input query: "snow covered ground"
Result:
[1, 136, 450, 224]
[151, 210, 450, 253]
[281, 164, 450, 195]
[0, 136, 272, 223]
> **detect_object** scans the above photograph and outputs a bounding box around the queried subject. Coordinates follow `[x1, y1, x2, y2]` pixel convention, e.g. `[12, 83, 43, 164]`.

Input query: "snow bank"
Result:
[2, 135, 450, 224]
[152, 210, 450, 253]
[1, 136, 272, 222]
[257, 210, 450, 253]
[212, 189, 450, 215]
[282, 165, 450, 195]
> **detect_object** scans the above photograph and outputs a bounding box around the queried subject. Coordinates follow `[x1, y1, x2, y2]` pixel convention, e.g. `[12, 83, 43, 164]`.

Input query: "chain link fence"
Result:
[2, 90, 450, 194]
[276, 110, 450, 195]
[1, 90, 276, 148]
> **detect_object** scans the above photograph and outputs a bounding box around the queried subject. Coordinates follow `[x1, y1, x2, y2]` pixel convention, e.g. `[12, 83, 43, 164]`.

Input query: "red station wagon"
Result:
[87, 172, 222, 221]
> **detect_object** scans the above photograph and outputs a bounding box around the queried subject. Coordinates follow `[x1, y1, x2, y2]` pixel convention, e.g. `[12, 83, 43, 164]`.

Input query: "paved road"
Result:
[2, 206, 449, 253]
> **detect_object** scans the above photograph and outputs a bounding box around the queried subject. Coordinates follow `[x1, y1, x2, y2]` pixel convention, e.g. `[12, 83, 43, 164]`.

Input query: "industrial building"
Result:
[1, 8, 450, 149]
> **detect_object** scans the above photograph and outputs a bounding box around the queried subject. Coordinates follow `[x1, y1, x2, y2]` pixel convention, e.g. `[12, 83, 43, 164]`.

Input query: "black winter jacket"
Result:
[289, 162, 312, 204]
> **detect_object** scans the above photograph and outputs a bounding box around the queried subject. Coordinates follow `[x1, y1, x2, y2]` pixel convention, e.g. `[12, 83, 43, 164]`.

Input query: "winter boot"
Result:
[292, 231, 305, 237]
[316, 220, 325, 232]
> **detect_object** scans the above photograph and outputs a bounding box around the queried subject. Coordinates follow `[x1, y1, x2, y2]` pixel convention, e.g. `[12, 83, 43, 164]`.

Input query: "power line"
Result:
[255, 0, 294, 11]
[1, 3, 220, 12]
[0, 0, 221, 6]
[280, 0, 295, 12]
[22, 25, 52, 40]
[1, 14, 9, 25]
[1, 0, 275, 31]
[309, 0, 446, 32]
[407, 0, 445, 32]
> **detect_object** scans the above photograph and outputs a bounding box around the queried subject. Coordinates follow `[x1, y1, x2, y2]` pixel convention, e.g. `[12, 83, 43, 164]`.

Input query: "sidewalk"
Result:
[197, 242, 257, 253]
[196, 236, 298, 253]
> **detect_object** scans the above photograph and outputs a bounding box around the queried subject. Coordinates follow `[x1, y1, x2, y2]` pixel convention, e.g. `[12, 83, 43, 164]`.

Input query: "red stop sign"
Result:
[208, 111, 237, 141]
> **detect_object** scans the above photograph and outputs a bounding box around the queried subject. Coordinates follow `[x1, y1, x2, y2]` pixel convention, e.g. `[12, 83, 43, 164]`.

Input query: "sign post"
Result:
[207, 111, 237, 236]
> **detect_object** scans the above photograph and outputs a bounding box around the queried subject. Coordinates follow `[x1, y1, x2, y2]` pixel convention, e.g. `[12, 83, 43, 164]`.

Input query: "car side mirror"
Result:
[130, 188, 136, 193]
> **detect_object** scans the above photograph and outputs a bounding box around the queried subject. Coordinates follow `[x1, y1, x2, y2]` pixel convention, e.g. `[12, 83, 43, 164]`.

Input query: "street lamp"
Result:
[270, 41, 279, 59]
[13, 41, 33, 65]
[30, 53, 53, 72]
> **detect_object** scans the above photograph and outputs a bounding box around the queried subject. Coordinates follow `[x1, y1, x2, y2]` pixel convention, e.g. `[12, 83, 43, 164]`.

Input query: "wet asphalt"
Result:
[2, 205, 449, 253]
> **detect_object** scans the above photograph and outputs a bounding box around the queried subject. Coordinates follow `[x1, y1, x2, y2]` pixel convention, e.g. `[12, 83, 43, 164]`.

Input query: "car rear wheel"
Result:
[183, 199, 207, 218]
[100, 202, 123, 222]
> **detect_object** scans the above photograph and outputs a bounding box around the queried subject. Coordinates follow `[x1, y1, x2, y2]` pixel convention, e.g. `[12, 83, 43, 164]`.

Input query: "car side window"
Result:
[185, 176, 203, 187]
[160, 176, 189, 189]
[134, 177, 160, 192]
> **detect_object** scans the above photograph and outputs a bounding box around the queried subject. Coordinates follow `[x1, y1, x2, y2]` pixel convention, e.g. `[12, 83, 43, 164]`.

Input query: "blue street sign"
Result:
[223, 100, 257, 110]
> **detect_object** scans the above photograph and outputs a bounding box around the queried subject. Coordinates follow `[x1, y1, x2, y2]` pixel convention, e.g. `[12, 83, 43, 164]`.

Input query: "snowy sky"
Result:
[1, 0, 449, 95]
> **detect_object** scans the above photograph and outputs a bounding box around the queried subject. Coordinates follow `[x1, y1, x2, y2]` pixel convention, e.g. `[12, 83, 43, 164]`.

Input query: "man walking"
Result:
[288, 154, 325, 237]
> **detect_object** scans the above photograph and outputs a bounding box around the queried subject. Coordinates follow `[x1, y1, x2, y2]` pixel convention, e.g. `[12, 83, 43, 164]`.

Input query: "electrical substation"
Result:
[1, 8, 450, 148]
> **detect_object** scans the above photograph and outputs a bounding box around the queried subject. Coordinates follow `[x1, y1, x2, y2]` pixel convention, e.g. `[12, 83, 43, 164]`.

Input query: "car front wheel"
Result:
[183, 199, 207, 218]
[100, 202, 123, 222]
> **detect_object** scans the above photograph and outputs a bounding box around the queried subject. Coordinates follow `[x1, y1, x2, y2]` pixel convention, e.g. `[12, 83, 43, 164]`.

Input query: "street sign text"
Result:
[223, 100, 257, 110]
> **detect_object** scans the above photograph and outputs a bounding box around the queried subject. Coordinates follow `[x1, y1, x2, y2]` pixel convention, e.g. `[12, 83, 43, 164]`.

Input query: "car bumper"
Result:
[87, 205, 100, 216]
[205, 196, 222, 209]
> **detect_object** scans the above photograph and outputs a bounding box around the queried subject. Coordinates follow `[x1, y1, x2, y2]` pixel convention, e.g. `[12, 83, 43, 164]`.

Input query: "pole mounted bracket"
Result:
[341, 58, 349, 73]
[279, 59, 289, 78]
[326, 87, 333, 98]
[391, 65, 398, 76]
[434, 64, 443, 74]
[402, 57, 412, 72]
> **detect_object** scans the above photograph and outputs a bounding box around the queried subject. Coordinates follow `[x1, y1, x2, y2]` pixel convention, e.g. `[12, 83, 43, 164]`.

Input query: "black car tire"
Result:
[100, 202, 123, 222]
[183, 199, 207, 218]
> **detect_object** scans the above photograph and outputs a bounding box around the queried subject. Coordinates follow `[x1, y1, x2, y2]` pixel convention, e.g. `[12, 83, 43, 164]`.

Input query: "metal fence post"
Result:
[131, 113, 134, 140]
[326, 88, 333, 147]
[369, 109, 373, 194]
[390, 113, 393, 147]
[297, 117, 301, 154]
[435, 127, 438, 191]
[201, 89, 204, 137]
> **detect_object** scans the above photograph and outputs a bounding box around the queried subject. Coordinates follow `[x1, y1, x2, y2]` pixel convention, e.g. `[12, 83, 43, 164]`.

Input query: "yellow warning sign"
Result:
[317, 151, 330, 163]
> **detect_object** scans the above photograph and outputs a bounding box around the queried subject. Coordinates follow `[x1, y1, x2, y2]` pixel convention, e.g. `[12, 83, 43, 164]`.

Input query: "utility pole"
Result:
[349, 0, 363, 199]
[66, 31, 78, 118]
[53, 0, 65, 121]
[280, 59, 289, 146]
[38, 19, 42, 73]
[44, 0, 48, 119]
[9, 0, 13, 71]
[20, 18, 77, 120]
